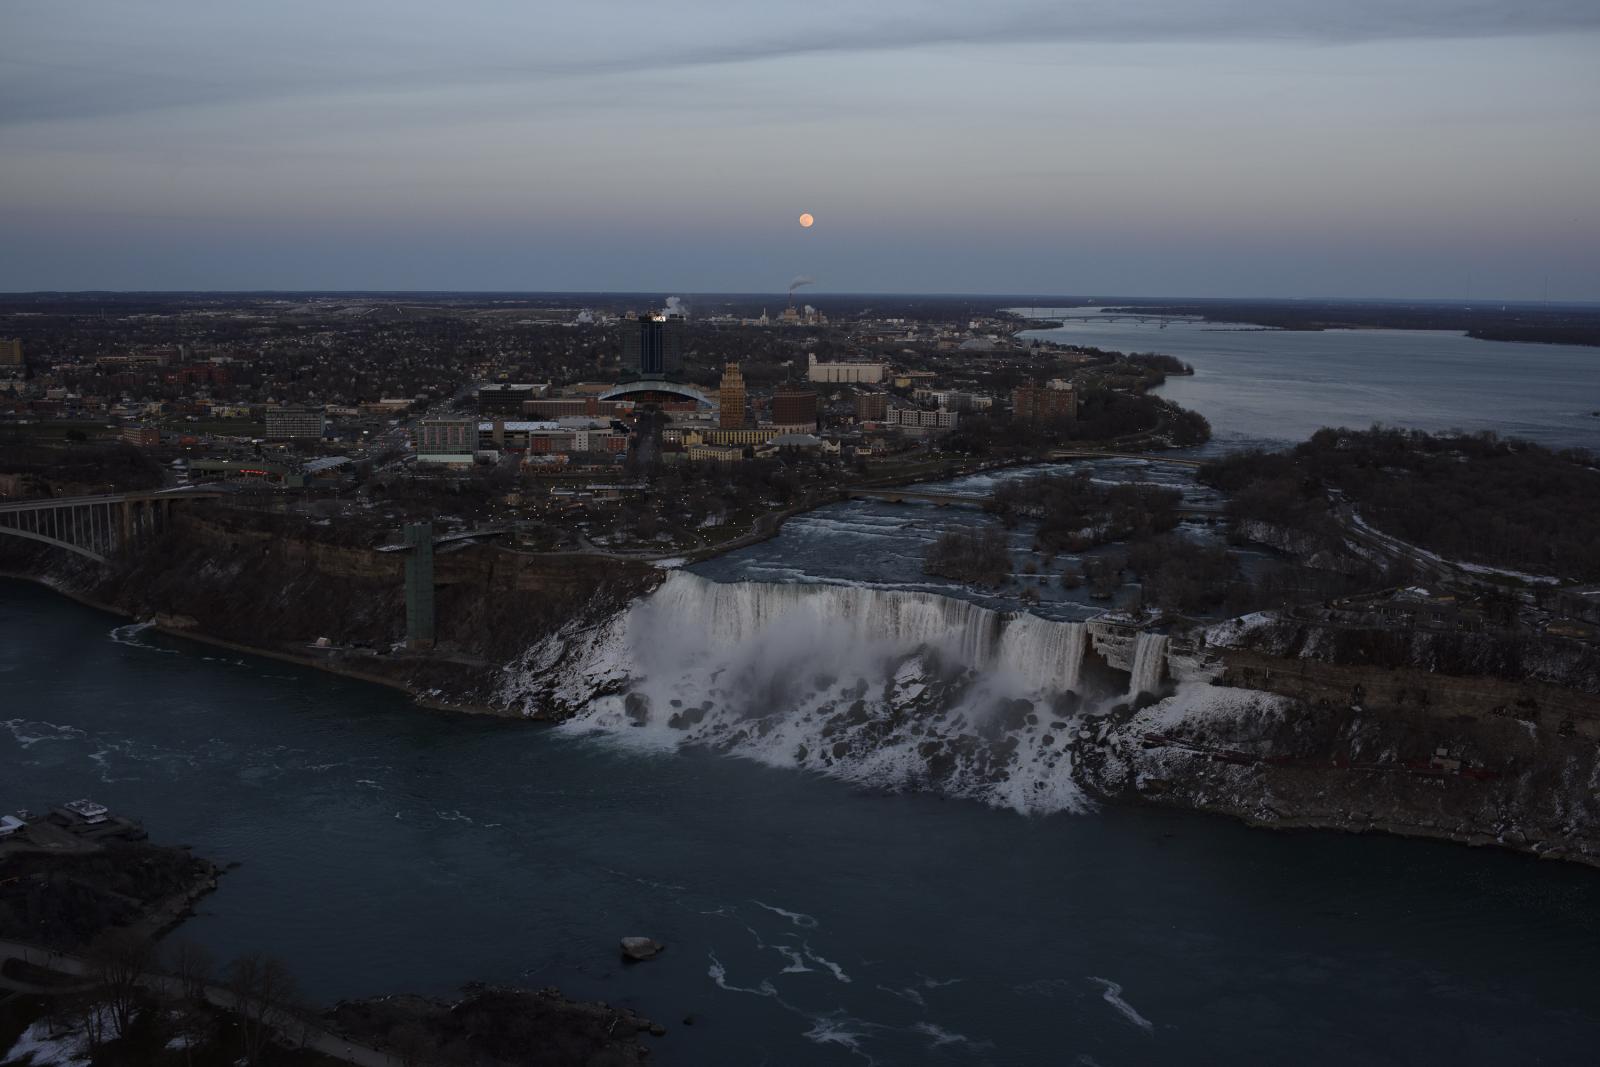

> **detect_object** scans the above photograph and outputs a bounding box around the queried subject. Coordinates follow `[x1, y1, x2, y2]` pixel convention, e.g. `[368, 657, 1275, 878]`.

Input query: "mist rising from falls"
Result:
[512, 572, 1161, 814]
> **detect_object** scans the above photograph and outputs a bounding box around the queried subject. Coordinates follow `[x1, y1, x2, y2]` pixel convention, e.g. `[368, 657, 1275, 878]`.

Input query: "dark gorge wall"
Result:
[2, 506, 660, 711]
[1075, 622, 1600, 865]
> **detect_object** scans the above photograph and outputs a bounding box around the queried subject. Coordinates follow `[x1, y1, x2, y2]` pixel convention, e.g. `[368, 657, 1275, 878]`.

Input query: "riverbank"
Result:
[1, 571, 506, 717]
[8, 576, 1600, 1064]
[0, 830, 221, 953]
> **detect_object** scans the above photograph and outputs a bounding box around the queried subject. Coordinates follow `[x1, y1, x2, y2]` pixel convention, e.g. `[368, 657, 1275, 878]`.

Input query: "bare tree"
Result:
[164, 937, 217, 1066]
[86, 929, 154, 1041]
[75, 990, 110, 1054]
[165, 937, 215, 1003]
[225, 951, 299, 1066]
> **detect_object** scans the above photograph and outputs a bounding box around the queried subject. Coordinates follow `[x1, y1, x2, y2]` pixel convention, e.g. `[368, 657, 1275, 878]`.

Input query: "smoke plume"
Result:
[788, 275, 815, 295]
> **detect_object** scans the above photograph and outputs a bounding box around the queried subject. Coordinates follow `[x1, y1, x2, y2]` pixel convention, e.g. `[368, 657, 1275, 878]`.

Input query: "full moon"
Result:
[798, 213, 814, 228]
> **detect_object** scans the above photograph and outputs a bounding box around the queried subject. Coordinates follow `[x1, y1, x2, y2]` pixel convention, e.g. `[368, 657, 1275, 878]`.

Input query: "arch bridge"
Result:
[0, 487, 226, 564]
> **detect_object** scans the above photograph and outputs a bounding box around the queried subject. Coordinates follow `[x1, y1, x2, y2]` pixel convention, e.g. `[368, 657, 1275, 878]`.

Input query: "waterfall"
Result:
[512, 572, 1103, 814]
[1128, 632, 1169, 698]
[634, 572, 1086, 693]
[995, 612, 1087, 694]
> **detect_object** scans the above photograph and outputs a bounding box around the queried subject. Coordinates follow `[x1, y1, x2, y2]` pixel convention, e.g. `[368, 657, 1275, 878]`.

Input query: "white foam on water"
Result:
[877, 984, 926, 1007]
[108, 620, 178, 654]
[802, 942, 852, 983]
[912, 1021, 971, 1047]
[751, 900, 820, 929]
[1088, 976, 1155, 1034]
[775, 945, 814, 974]
[802, 1011, 877, 1064]
[3, 718, 86, 748]
[707, 953, 780, 999]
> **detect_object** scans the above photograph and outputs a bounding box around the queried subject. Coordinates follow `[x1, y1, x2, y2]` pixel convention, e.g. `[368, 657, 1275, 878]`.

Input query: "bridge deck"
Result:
[0, 486, 227, 515]
[845, 487, 1223, 517]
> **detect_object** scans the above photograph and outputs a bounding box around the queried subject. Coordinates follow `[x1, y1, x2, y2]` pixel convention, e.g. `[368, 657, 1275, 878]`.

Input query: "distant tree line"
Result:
[941, 390, 1210, 458]
[1201, 427, 1600, 581]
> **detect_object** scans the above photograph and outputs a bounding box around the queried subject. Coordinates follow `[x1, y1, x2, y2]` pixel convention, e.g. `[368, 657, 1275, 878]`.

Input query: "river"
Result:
[7, 580, 1600, 1065]
[7, 315, 1600, 1064]
[1015, 308, 1599, 452]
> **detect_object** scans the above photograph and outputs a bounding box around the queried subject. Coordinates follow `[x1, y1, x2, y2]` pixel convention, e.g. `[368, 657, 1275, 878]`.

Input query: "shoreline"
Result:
[0, 570, 506, 718]
[1239, 811, 1600, 871]
[5, 575, 1595, 873]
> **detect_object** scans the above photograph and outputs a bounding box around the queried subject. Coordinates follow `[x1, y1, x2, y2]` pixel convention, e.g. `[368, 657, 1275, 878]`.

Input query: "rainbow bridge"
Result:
[0, 486, 227, 564]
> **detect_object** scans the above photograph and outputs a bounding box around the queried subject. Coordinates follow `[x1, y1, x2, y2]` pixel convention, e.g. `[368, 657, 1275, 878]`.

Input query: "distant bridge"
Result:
[0, 487, 226, 563]
[845, 487, 1223, 518]
[1046, 450, 1205, 468]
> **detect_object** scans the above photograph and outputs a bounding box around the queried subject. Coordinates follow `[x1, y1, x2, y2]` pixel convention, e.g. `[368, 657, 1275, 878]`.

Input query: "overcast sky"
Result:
[2, 0, 1597, 298]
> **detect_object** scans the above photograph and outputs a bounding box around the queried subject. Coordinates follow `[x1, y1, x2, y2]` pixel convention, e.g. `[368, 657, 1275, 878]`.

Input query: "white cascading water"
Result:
[505, 572, 1121, 814]
[1127, 632, 1169, 698]
[639, 572, 1088, 692]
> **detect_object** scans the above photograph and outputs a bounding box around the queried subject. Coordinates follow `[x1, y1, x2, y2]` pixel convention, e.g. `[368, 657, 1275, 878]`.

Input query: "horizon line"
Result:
[2, 289, 1597, 308]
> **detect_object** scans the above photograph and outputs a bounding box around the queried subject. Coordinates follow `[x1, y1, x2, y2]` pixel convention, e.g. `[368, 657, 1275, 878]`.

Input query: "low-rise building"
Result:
[854, 392, 888, 422]
[688, 443, 746, 463]
[1012, 382, 1078, 423]
[264, 406, 327, 439]
[120, 424, 160, 447]
[478, 383, 548, 414]
[417, 415, 476, 458]
[702, 426, 781, 446]
[887, 407, 959, 432]
[808, 353, 886, 384]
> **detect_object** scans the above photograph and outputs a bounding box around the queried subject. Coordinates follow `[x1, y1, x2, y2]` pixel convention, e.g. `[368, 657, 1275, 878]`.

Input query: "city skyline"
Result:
[2, 0, 1598, 299]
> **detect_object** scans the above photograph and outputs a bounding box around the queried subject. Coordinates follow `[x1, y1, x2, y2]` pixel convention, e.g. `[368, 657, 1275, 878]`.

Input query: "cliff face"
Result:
[1210, 613, 1600, 695]
[2, 507, 660, 712]
[1073, 616, 1600, 865]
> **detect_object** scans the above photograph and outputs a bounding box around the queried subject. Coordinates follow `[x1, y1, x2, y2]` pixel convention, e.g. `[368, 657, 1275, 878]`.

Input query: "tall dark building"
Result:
[771, 388, 818, 428]
[478, 383, 539, 414]
[622, 315, 684, 377]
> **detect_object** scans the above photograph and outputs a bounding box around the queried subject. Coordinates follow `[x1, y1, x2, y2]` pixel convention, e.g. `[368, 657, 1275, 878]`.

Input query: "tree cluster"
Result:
[924, 527, 1012, 587]
[989, 471, 1181, 553]
[1202, 428, 1600, 581]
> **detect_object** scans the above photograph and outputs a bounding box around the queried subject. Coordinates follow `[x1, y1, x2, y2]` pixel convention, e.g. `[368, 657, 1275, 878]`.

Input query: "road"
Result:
[0, 937, 399, 1067]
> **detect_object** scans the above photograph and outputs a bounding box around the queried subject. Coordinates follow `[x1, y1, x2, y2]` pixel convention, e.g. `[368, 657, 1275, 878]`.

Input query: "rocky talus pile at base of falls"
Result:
[500, 571, 1600, 864]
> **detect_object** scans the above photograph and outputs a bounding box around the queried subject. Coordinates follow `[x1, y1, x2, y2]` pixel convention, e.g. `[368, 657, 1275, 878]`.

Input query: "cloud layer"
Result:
[1, 1, 1597, 296]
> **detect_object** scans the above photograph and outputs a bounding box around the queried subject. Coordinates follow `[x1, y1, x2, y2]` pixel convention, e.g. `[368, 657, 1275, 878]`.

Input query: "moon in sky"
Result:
[798, 213, 815, 228]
